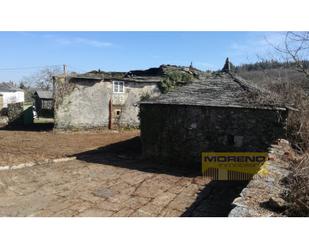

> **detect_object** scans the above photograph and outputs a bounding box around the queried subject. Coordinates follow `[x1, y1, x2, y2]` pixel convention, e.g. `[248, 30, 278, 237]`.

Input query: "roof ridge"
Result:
[228, 72, 267, 94]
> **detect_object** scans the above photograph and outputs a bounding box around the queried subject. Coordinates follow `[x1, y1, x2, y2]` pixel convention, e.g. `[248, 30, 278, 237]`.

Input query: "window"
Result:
[227, 135, 235, 146]
[226, 135, 244, 147]
[234, 136, 244, 147]
[113, 81, 124, 93]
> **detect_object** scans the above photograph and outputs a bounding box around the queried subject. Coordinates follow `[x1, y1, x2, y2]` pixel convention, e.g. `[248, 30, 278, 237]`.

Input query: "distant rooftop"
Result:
[0, 82, 23, 92]
[34, 90, 53, 99]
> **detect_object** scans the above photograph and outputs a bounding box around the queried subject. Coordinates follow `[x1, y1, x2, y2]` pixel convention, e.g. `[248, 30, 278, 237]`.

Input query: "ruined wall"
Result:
[118, 82, 160, 127]
[54, 78, 111, 129]
[54, 77, 160, 129]
[140, 104, 288, 171]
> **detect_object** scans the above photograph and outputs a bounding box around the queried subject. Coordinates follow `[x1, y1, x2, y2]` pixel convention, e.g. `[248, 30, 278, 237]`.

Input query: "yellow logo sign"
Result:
[202, 152, 268, 179]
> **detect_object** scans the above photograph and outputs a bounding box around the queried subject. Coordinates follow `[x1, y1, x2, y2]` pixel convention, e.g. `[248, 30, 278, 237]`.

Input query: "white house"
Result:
[0, 83, 24, 111]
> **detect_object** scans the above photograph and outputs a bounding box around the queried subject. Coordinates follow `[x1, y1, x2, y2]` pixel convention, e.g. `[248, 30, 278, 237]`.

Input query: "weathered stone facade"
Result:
[139, 67, 289, 173]
[53, 76, 160, 129]
[53, 65, 201, 130]
[140, 104, 288, 171]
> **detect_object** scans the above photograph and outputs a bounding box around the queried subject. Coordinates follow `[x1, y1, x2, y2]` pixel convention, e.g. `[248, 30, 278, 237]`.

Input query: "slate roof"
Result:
[63, 65, 200, 84]
[35, 90, 53, 99]
[67, 73, 163, 84]
[0, 82, 23, 92]
[140, 72, 286, 111]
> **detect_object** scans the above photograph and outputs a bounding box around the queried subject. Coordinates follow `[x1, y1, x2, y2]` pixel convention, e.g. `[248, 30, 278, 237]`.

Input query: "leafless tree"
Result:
[274, 32, 309, 78]
[20, 66, 62, 90]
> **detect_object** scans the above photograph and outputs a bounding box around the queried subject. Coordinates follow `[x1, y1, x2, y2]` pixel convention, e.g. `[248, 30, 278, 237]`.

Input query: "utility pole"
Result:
[63, 64, 67, 76]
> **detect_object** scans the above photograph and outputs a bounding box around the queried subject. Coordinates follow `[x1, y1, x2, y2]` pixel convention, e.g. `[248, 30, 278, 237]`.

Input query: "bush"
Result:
[267, 82, 309, 151]
[267, 82, 309, 216]
[284, 153, 309, 216]
[159, 70, 196, 93]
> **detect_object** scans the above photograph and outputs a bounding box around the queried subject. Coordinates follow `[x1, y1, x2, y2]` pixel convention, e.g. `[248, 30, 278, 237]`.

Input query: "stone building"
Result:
[53, 65, 197, 129]
[139, 60, 289, 172]
[53, 72, 158, 129]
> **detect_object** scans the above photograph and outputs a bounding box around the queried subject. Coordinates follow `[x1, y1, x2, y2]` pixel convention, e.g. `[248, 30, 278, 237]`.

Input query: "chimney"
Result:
[222, 57, 231, 73]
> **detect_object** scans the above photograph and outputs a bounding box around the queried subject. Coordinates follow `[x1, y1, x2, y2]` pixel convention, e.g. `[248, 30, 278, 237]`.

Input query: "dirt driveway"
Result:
[0, 129, 246, 217]
[0, 129, 139, 166]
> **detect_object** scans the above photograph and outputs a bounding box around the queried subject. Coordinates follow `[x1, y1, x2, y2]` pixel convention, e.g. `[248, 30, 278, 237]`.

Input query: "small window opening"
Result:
[227, 135, 235, 146]
[116, 110, 121, 116]
[113, 81, 124, 93]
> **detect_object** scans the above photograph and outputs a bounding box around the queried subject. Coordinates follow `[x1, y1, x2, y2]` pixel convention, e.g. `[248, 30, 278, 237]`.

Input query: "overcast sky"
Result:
[0, 31, 286, 82]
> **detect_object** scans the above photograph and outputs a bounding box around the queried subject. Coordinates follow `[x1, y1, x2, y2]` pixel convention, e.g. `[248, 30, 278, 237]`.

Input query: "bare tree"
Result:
[274, 32, 309, 78]
[20, 66, 62, 90]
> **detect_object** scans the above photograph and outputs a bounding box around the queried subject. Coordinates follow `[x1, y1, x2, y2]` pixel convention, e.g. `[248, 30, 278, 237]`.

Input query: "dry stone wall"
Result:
[229, 139, 293, 217]
[140, 104, 288, 172]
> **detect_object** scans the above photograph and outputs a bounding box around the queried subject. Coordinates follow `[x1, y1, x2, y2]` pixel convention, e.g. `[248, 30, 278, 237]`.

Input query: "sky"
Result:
[0, 32, 286, 82]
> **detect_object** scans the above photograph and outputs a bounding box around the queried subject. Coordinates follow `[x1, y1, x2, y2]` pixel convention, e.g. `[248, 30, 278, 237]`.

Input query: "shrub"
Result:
[268, 82, 309, 151]
[267, 82, 309, 217]
[159, 70, 196, 93]
[284, 153, 309, 216]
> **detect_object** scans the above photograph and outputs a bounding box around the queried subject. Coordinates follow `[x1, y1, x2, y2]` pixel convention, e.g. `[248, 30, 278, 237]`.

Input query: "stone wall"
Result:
[229, 139, 293, 217]
[116, 82, 160, 128]
[54, 77, 160, 129]
[54, 79, 110, 129]
[7, 102, 24, 125]
[140, 104, 288, 171]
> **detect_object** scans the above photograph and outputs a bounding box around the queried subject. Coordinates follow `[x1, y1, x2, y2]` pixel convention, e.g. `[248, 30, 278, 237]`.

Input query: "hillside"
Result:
[234, 61, 309, 94]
